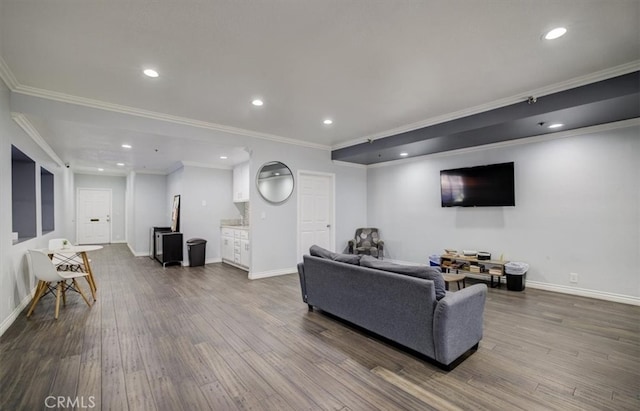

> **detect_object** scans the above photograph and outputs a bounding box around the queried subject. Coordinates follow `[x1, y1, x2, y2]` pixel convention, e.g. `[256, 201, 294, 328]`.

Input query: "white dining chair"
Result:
[26, 249, 92, 319]
[48, 238, 84, 271]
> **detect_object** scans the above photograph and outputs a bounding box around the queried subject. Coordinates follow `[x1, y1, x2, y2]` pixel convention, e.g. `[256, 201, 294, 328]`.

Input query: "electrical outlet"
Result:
[570, 273, 578, 283]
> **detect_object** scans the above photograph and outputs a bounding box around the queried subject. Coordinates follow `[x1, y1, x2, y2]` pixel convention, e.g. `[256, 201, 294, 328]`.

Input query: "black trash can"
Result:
[187, 238, 207, 267]
[506, 273, 526, 291]
[505, 262, 529, 291]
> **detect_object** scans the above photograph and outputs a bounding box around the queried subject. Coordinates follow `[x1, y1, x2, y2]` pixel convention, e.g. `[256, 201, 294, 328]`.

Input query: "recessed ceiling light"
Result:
[323, 119, 333, 125]
[98, 168, 104, 171]
[252, 99, 264, 106]
[116, 163, 125, 166]
[548, 123, 564, 129]
[143, 69, 159, 78]
[544, 27, 567, 40]
[400, 152, 409, 157]
[121, 144, 132, 149]
[220, 156, 228, 160]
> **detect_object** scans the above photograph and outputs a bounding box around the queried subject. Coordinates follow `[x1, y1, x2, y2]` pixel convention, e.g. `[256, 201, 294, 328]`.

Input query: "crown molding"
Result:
[331, 160, 367, 169]
[74, 169, 128, 177]
[11, 112, 65, 168]
[332, 60, 640, 150]
[9, 83, 331, 152]
[133, 169, 169, 176]
[367, 118, 640, 169]
[180, 160, 233, 171]
[0, 56, 19, 90]
[4, 55, 636, 155]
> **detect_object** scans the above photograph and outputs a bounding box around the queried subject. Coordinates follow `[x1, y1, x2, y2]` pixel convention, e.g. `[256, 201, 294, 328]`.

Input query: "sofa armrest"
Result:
[432, 283, 487, 365]
[297, 262, 307, 302]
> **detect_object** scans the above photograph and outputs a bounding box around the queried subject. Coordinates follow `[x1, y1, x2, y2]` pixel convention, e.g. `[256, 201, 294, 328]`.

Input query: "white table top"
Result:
[42, 245, 104, 253]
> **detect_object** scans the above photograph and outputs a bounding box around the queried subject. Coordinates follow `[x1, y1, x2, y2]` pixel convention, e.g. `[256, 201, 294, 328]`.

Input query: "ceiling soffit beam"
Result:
[332, 71, 640, 165]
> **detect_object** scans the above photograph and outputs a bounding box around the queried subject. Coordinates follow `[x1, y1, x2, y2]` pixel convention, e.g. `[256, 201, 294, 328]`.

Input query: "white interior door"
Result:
[77, 188, 112, 244]
[298, 171, 335, 260]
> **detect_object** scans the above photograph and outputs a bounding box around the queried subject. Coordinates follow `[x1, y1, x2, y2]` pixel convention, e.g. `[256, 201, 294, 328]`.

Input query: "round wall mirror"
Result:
[256, 161, 294, 204]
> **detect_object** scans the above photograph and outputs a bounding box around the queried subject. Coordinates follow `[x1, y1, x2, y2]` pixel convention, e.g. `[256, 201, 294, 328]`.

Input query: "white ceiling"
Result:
[1, 1, 638, 174]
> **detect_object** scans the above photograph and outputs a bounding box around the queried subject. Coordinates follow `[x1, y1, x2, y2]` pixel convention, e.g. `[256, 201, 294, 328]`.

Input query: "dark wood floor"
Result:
[1, 244, 638, 410]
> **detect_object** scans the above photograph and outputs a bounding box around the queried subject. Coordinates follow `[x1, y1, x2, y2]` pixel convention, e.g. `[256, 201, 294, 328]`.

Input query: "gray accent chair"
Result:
[348, 227, 384, 259]
[298, 255, 487, 369]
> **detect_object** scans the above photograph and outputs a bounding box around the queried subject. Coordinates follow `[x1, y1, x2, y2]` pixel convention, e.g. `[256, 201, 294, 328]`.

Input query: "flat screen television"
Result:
[440, 162, 515, 207]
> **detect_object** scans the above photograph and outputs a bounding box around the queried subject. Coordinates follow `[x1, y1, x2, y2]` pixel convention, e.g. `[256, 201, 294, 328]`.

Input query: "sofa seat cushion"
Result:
[310, 244, 362, 265]
[360, 255, 446, 300]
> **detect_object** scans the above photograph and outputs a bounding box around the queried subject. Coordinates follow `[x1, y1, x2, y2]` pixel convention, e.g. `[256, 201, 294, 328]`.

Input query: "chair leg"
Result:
[80, 252, 97, 294]
[62, 280, 67, 307]
[27, 281, 47, 318]
[85, 276, 96, 301]
[73, 278, 92, 308]
[55, 282, 62, 319]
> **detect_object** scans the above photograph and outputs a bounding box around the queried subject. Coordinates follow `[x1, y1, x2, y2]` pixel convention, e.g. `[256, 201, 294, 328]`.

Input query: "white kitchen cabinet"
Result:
[233, 162, 250, 203]
[233, 233, 241, 264]
[220, 226, 249, 271]
[221, 228, 234, 262]
[240, 229, 250, 267]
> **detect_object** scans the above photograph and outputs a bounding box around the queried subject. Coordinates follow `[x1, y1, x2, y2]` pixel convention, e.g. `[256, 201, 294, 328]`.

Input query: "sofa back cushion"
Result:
[310, 244, 361, 265]
[360, 255, 446, 300]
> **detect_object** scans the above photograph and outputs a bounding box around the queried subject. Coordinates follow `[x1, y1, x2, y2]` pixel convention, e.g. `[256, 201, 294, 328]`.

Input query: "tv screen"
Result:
[440, 162, 515, 207]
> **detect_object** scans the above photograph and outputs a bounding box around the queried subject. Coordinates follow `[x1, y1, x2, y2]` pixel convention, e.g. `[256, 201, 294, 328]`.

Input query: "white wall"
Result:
[247, 141, 368, 277]
[10, 92, 370, 276]
[367, 125, 640, 299]
[179, 165, 239, 264]
[74, 173, 127, 243]
[131, 172, 167, 255]
[0, 81, 71, 333]
[167, 166, 183, 221]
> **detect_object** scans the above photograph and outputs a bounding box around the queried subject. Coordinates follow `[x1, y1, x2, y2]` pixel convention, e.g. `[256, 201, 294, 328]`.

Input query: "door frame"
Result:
[296, 170, 336, 260]
[76, 187, 113, 244]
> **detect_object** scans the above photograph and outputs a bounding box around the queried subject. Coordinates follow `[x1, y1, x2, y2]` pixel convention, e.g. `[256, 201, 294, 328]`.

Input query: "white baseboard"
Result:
[127, 243, 149, 257]
[249, 267, 297, 280]
[111, 240, 127, 244]
[525, 281, 640, 306]
[182, 257, 222, 267]
[0, 287, 36, 337]
[220, 259, 249, 271]
[379, 259, 640, 305]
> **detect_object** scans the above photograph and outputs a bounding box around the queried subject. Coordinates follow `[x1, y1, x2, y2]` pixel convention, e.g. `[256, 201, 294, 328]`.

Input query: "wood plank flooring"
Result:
[1, 244, 638, 410]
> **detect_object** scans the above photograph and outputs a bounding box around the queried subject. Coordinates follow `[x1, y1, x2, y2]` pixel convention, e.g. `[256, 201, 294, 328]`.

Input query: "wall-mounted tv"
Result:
[440, 162, 515, 207]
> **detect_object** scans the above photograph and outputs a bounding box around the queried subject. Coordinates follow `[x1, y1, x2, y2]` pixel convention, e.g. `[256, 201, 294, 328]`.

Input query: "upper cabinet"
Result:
[233, 162, 250, 203]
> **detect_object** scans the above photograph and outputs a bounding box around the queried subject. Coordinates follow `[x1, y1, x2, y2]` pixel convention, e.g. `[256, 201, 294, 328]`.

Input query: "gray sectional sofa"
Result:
[297, 252, 487, 369]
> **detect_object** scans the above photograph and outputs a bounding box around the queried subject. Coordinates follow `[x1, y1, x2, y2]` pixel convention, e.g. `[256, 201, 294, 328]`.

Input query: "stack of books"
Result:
[489, 267, 503, 275]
